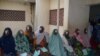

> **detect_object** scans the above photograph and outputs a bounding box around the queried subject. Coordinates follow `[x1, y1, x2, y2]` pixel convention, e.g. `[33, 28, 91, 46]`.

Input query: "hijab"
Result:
[62, 30, 74, 53]
[74, 28, 83, 45]
[15, 30, 30, 53]
[1, 27, 16, 54]
[49, 29, 66, 56]
[35, 26, 45, 45]
[25, 25, 34, 43]
[63, 30, 70, 39]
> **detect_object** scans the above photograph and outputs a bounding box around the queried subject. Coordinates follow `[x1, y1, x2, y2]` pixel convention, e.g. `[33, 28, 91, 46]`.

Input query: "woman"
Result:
[35, 26, 47, 47]
[1, 27, 16, 56]
[15, 30, 30, 56]
[24, 25, 34, 53]
[63, 30, 74, 56]
[48, 29, 66, 56]
[72, 28, 84, 56]
[73, 28, 84, 46]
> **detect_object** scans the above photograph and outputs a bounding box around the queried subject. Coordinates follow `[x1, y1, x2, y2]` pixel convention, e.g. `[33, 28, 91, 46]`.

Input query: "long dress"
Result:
[24, 31, 34, 53]
[1, 34, 16, 56]
[48, 31, 66, 56]
[72, 36, 83, 56]
[15, 31, 30, 56]
[35, 31, 47, 47]
[62, 35, 75, 56]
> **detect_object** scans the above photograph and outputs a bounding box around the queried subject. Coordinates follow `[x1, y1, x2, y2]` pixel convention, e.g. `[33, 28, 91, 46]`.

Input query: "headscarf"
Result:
[62, 30, 74, 52]
[15, 30, 30, 54]
[25, 25, 34, 44]
[48, 29, 66, 56]
[1, 27, 16, 54]
[35, 26, 46, 45]
[63, 30, 70, 40]
[73, 28, 84, 46]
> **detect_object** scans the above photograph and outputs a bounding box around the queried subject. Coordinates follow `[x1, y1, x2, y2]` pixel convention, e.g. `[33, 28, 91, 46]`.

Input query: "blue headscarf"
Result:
[48, 29, 66, 56]
[1, 27, 16, 54]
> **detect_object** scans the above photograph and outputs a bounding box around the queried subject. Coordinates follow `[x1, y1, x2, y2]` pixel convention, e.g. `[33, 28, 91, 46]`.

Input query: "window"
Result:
[49, 8, 64, 26]
[0, 9, 25, 21]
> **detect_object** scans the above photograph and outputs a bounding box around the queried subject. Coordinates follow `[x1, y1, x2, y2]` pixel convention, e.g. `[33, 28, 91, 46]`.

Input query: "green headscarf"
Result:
[15, 30, 30, 54]
[48, 29, 67, 56]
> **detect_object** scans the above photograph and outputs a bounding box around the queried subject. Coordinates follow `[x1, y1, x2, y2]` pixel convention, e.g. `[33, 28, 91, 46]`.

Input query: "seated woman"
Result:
[72, 28, 84, 56]
[63, 30, 74, 56]
[0, 27, 16, 56]
[15, 30, 30, 56]
[24, 25, 34, 53]
[73, 28, 84, 46]
[35, 26, 47, 48]
[48, 29, 66, 56]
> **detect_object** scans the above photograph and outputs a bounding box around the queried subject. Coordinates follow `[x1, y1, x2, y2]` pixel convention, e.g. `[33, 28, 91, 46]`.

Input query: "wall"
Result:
[0, 1, 32, 36]
[49, 0, 65, 35]
[88, 0, 100, 5]
[68, 0, 90, 34]
[35, 0, 50, 32]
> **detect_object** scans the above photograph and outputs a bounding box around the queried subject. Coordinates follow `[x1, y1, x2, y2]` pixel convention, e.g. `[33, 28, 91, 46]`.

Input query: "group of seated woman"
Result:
[0, 25, 99, 56]
[0, 25, 49, 56]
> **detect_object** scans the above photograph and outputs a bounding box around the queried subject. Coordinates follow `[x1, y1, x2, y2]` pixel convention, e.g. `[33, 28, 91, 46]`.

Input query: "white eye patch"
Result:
[66, 32, 68, 34]
[26, 26, 29, 30]
[20, 30, 23, 34]
[5, 30, 9, 34]
[55, 30, 58, 33]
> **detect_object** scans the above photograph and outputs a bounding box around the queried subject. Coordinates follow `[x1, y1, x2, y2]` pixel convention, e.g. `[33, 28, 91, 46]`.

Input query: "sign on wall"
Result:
[0, 9, 25, 21]
[49, 8, 64, 26]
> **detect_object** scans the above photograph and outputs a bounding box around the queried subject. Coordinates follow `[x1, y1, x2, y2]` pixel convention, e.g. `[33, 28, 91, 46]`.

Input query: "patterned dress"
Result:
[15, 31, 30, 54]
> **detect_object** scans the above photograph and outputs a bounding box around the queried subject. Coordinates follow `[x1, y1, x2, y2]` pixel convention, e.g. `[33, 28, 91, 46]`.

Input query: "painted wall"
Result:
[0, 1, 32, 36]
[35, 0, 50, 32]
[68, 0, 90, 34]
[49, 0, 69, 35]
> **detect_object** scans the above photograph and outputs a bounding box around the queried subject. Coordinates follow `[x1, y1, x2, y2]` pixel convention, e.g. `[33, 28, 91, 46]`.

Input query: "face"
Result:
[39, 26, 44, 33]
[77, 30, 80, 33]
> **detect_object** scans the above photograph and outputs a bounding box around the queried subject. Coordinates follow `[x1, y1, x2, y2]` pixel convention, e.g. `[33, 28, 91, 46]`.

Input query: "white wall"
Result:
[0, 1, 32, 36]
[35, 0, 50, 32]
[68, 0, 90, 34]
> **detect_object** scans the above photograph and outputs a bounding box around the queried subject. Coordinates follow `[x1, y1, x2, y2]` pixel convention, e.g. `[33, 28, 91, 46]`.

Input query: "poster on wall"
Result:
[0, 9, 25, 21]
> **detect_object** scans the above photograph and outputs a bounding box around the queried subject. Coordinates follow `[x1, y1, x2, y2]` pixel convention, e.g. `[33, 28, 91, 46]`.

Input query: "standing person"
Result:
[24, 25, 34, 53]
[0, 27, 16, 56]
[48, 29, 66, 56]
[15, 30, 30, 56]
[63, 30, 74, 56]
